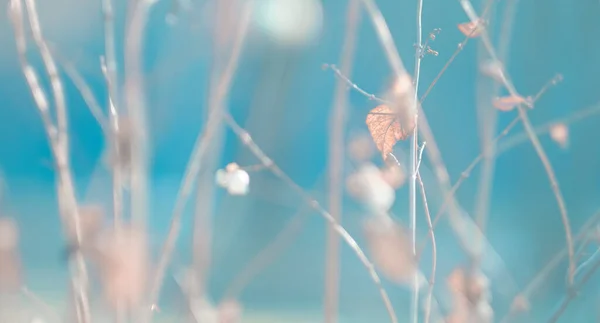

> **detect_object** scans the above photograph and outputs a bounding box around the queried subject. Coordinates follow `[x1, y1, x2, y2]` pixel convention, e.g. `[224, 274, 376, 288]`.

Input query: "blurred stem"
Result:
[189, 0, 233, 312]
[473, 0, 517, 264]
[124, 0, 153, 233]
[10, 0, 91, 321]
[145, 4, 252, 321]
[324, 1, 360, 322]
[101, 0, 124, 233]
[410, 0, 423, 321]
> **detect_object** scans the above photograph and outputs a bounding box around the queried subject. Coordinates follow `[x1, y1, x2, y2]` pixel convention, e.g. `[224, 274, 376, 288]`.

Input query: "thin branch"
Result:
[459, 0, 575, 286]
[223, 113, 398, 323]
[497, 102, 600, 155]
[325, 1, 360, 322]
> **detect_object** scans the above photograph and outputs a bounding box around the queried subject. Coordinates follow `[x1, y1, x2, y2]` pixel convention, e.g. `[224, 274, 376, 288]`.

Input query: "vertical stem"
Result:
[144, 5, 253, 320]
[410, 0, 423, 321]
[473, 0, 517, 260]
[324, 1, 360, 322]
[189, 0, 233, 312]
[124, 0, 153, 233]
[102, 0, 124, 231]
[12, 0, 92, 321]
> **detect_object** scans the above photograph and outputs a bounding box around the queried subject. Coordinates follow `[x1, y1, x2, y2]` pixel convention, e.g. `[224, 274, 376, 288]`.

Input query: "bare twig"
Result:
[223, 113, 398, 323]
[418, 0, 495, 104]
[497, 102, 600, 155]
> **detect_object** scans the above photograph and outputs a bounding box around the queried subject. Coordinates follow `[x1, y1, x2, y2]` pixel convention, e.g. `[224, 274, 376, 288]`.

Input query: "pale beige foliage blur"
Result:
[92, 225, 149, 310]
[218, 299, 243, 323]
[348, 133, 376, 162]
[363, 216, 424, 287]
[67, 204, 104, 241]
[479, 60, 505, 83]
[446, 267, 493, 323]
[380, 162, 407, 189]
[0, 217, 21, 293]
[492, 95, 530, 112]
[457, 20, 484, 38]
[549, 123, 569, 149]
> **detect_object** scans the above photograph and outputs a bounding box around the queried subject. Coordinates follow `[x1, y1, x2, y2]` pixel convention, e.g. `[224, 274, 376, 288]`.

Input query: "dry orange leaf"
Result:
[366, 105, 412, 160]
[492, 95, 529, 112]
[457, 20, 483, 38]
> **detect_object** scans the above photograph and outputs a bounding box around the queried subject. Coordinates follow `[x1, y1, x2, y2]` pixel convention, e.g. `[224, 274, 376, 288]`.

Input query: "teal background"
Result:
[0, 0, 600, 321]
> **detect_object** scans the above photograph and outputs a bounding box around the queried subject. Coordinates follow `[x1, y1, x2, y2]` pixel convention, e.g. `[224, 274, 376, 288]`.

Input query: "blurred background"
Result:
[0, 0, 600, 321]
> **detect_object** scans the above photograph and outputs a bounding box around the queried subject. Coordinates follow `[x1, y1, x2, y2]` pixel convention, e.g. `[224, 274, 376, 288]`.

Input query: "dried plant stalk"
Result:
[9, 0, 91, 321]
[325, 1, 360, 322]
